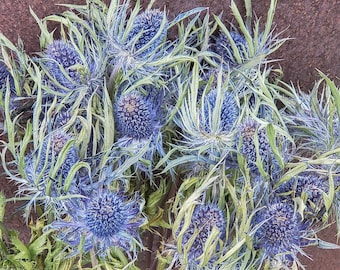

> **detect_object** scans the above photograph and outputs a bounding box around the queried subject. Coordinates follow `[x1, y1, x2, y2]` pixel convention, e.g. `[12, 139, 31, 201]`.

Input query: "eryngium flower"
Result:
[115, 91, 161, 140]
[277, 172, 329, 217]
[237, 118, 271, 174]
[126, 9, 167, 57]
[212, 31, 248, 65]
[25, 130, 78, 189]
[0, 62, 15, 93]
[203, 90, 239, 133]
[45, 40, 82, 91]
[253, 202, 308, 266]
[51, 190, 145, 257]
[179, 204, 226, 267]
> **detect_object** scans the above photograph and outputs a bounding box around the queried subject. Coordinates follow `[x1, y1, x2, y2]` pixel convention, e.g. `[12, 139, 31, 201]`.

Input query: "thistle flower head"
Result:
[203, 89, 239, 133]
[44, 40, 83, 91]
[0, 62, 15, 93]
[53, 109, 72, 129]
[212, 31, 248, 65]
[23, 130, 79, 204]
[237, 118, 271, 174]
[283, 82, 340, 157]
[253, 202, 308, 266]
[178, 204, 226, 267]
[115, 90, 161, 140]
[50, 190, 145, 257]
[277, 171, 329, 218]
[126, 9, 168, 57]
[21, 133, 79, 218]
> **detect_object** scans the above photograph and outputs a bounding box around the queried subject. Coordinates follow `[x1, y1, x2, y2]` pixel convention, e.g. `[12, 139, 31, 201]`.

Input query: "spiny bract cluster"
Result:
[0, 0, 339, 269]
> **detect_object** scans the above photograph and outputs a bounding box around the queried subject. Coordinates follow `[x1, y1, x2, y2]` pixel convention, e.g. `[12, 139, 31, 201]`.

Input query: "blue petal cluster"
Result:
[126, 9, 167, 57]
[53, 110, 72, 129]
[180, 204, 226, 266]
[203, 90, 239, 133]
[213, 31, 248, 65]
[115, 91, 160, 140]
[51, 190, 145, 257]
[25, 130, 79, 190]
[238, 118, 271, 174]
[45, 40, 82, 91]
[0, 62, 15, 92]
[277, 172, 328, 215]
[253, 202, 306, 264]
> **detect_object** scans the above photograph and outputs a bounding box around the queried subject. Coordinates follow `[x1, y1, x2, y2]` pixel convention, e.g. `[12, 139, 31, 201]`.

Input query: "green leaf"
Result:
[10, 231, 31, 260]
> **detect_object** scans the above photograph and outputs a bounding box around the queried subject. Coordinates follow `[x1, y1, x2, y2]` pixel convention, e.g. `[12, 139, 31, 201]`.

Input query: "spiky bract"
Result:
[51, 190, 145, 257]
[283, 82, 340, 157]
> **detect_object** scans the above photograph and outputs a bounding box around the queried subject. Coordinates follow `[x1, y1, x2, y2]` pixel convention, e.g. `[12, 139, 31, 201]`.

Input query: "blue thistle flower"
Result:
[53, 109, 82, 133]
[212, 31, 248, 65]
[53, 110, 72, 129]
[283, 83, 340, 157]
[277, 172, 328, 218]
[0, 62, 15, 93]
[237, 118, 271, 175]
[203, 90, 239, 133]
[24, 130, 79, 201]
[126, 9, 168, 57]
[21, 131, 79, 218]
[50, 190, 145, 257]
[253, 202, 309, 266]
[44, 40, 83, 91]
[178, 204, 226, 267]
[115, 90, 161, 141]
[198, 69, 228, 99]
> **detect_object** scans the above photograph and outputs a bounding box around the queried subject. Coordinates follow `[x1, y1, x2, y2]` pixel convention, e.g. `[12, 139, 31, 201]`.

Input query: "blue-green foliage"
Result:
[0, 0, 339, 269]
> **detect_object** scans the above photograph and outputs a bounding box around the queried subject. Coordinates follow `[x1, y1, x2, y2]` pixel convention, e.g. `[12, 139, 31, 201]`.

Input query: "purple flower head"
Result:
[25, 130, 79, 190]
[198, 69, 228, 99]
[126, 9, 168, 57]
[53, 110, 72, 129]
[21, 130, 79, 217]
[253, 202, 308, 265]
[45, 40, 83, 91]
[115, 91, 160, 140]
[203, 90, 239, 133]
[237, 118, 271, 174]
[179, 204, 226, 267]
[51, 190, 145, 257]
[277, 172, 329, 218]
[212, 31, 248, 65]
[0, 62, 15, 93]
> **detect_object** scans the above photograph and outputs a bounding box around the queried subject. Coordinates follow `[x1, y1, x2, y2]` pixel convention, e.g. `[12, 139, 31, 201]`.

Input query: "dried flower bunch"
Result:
[0, 0, 340, 269]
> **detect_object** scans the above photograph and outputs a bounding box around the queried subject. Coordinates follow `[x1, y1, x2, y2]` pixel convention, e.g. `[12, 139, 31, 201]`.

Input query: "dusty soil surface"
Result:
[0, 0, 339, 269]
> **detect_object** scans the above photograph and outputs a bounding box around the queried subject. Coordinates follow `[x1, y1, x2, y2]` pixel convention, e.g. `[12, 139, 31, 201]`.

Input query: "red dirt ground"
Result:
[1, 0, 340, 269]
